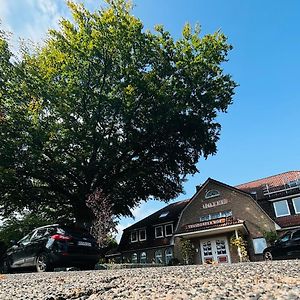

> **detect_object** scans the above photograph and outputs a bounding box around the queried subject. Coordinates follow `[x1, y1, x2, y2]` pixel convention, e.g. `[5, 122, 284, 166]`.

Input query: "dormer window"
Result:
[130, 231, 138, 242]
[205, 190, 220, 199]
[159, 212, 169, 218]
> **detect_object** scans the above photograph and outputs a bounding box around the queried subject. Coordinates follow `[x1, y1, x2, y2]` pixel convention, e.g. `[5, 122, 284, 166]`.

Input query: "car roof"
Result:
[33, 224, 59, 231]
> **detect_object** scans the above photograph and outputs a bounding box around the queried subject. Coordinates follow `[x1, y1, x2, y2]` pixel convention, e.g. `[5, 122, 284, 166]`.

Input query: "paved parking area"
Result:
[0, 260, 299, 299]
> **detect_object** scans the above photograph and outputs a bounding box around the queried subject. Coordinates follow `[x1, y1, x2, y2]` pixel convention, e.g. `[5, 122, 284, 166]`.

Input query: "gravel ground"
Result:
[0, 260, 299, 300]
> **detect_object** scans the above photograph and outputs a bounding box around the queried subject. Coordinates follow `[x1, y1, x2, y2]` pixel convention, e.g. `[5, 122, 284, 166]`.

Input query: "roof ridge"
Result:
[235, 170, 300, 187]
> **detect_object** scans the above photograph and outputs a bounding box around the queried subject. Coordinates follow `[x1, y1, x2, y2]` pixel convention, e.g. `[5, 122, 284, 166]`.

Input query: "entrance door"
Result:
[200, 237, 230, 264]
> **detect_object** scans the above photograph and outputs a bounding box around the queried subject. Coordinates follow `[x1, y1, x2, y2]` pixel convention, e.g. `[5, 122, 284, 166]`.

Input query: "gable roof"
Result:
[125, 199, 190, 231]
[235, 171, 300, 195]
[175, 177, 279, 233]
[118, 199, 190, 252]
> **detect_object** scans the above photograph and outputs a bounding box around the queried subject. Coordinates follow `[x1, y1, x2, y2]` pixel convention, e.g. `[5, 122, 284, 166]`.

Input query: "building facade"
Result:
[116, 171, 300, 265]
[236, 171, 300, 232]
[118, 200, 189, 265]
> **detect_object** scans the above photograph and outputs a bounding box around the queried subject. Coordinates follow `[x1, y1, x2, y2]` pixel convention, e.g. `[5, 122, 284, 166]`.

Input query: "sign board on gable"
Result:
[185, 218, 227, 230]
[202, 199, 228, 209]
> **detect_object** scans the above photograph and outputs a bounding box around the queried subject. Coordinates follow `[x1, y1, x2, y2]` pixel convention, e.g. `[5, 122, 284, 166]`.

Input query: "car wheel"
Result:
[264, 251, 273, 261]
[35, 253, 53, 272]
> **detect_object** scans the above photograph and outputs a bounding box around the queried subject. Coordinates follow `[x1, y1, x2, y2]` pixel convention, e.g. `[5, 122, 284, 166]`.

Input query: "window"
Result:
[165, 224, 173, 236]
[131, 253, 138, 263]
[155, 226, 163, 238]
[292, 197, 300, 214]
[139, 229, 147, 241]
[140, 252, 147, 264]
[273, 200, 290, 217]
[199, 215, 210, 222]
[252, 238, 267, 254]
[199, 210, 232, 222]
[292, 230, 300, 239]
[205, 190, 220, 199]
[155, 250, 163, 264]
[159, 212, 169, 218]
[288, 180, 300, 188]
[18, 233, 34, 246]
[279, 233, 291, 243]
[130, 231, 138, 242]
[32, 229, 47, 240]
[165, 248, 173, 265]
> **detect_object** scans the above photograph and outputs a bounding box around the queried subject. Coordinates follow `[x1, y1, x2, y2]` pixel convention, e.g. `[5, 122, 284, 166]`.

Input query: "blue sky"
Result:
[1, 0, 299, 240]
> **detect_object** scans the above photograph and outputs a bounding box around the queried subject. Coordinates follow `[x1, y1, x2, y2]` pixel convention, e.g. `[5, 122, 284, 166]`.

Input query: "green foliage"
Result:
[0, 240, 6, 258]
[180, 238, 195, 264]
[230, 232, 249, 262]
[263, 230, 278, 245]
[0, 0, 236, 222]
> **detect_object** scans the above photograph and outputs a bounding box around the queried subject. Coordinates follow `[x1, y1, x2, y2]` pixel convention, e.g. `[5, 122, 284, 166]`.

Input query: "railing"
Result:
[263, 179, 300, 196]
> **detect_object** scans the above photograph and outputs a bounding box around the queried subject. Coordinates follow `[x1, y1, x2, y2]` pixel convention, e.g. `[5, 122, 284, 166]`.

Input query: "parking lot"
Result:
[0, 260, 299, 299]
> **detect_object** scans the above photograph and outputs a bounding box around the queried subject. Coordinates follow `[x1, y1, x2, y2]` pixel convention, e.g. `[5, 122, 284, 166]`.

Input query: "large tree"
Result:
[0, 0, 237, 222]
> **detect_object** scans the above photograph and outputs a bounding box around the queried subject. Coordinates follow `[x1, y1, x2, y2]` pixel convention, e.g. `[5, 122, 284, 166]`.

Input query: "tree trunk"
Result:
[72, 196, 94, 228]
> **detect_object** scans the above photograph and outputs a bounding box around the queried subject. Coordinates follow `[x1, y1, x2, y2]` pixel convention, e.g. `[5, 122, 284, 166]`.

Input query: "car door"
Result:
[24, 228, 48, 266]
[9, 232, 34, 268]
[274, 233, 292, 259]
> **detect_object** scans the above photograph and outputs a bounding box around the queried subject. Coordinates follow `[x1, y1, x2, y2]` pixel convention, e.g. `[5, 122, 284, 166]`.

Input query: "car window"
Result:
[292, 230, 300, 239]
[31, 227, 57, 240]
[45, 227, 57, 236]
[19, 232, 34, 245]
[31, 229, 47, 240]
[279, 233, 290, 243]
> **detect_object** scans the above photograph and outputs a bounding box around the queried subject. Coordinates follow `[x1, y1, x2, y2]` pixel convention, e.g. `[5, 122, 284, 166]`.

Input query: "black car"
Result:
[263, 228, 300, 261]
[1, 224, 101, 273]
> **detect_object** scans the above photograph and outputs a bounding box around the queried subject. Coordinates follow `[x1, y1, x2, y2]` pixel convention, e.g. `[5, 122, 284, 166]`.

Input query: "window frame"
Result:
[199, 210, 232, 222]
[155, 226, 164, 238]
[205, 190, 220, 199]
[140, 252, 147, 264]
[164, 223, 173, 237]
[273, 200, 291, 217]
[155, 250, 163, 264]
[165, 248, 173, 265]
[139, 229, 147, 241]
[292, 197, 300, 214]
[131, 252, 138, 263]
[130, 231, 138, 243]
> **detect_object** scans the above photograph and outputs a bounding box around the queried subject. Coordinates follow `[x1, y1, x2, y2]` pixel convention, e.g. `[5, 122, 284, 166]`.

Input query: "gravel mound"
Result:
[0, 260, 299, 299]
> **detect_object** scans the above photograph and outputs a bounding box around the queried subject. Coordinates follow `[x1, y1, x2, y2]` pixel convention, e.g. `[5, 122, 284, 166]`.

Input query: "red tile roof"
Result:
[235, 171, 300, 193]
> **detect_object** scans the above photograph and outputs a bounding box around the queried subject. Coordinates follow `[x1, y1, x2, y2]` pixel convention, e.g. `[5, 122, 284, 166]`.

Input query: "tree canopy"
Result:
[0, 0, 237, 222]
